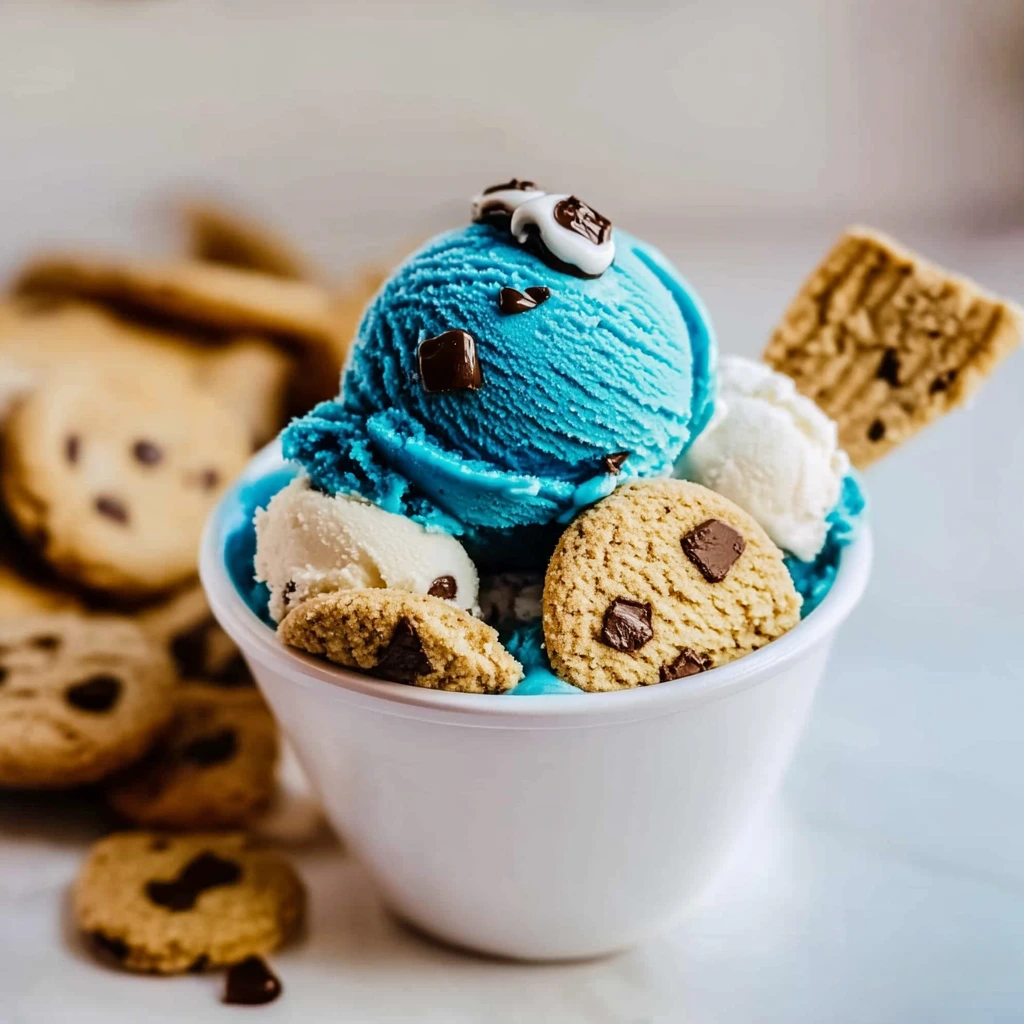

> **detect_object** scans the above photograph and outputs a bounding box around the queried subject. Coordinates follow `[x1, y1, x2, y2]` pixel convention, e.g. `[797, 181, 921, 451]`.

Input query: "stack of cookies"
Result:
[0, 203, 383, 993]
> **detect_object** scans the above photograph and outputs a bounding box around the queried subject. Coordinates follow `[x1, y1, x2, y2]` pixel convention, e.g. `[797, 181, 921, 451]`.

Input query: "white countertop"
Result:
[2, 231, 1023, 1023]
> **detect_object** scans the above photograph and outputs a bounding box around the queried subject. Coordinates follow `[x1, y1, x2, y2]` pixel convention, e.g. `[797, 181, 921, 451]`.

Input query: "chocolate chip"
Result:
[602, 451, 630, 474]
[181, 727, 238, 767]
[876, 347, 901, 386]
[867, 419, 886, 442]
[170, 622, 210, 678]
[417, 330, 483, 393]
[65, 674, 122, 712]
[0, 667, 7, 686]
[553, 196, 612, 245]
[90, 931, 129, 962]
[65, 434, 80, 464]
[283, 580, 297, 606]
[217, 654, 253, 687]
[94, 494, 129, 524]
[497, 286, 550, 315]
[482, 178, 538, 196]
[189, 955, 209, 974]
[427, 575, 457, 600]
[681, 519, 746, 583]
[224, 956, 282, 1006]
[659, 648, 711, 682]
[373, 617, 432, 683]
[930, 369, 958, 394]
[199, 468, 220, 490]
[600, 598, 653, 653]
[30, 634, 61, 652]
[145, 851, 242, 912]
[132, 439, 164, 466]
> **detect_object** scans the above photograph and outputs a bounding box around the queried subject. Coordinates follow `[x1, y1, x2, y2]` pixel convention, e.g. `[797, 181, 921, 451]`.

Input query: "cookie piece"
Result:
[764, 226, 1022, 469]
[75, 832, 305, 974]
[2, 373, 250, 595]
[0, 614, 175, 787]
[107, 684, 277, 829]
[279, 589, 522, 694]
[543, 480, 801, 692]
[138, 585, 250, 685]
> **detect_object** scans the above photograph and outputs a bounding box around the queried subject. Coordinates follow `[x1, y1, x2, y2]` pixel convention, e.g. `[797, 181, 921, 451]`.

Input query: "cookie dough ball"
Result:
[0, 613, 175, 787]
[543, 480, 801, 692]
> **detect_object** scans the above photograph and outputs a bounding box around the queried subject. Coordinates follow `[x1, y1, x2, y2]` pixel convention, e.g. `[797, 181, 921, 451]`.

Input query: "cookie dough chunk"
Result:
[543, 480, 801, 692]
[0, 614, 175, 787]
[2, 374, 250, 596]
[764, 226, 1022, 469]
[75, 832, 305, 974]
[108, 685, 278, 830]
[279, 589, 522, 694]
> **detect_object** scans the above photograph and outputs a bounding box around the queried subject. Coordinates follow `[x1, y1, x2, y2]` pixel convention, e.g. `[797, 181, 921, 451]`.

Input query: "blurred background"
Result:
[1, 2, 1022, 1020]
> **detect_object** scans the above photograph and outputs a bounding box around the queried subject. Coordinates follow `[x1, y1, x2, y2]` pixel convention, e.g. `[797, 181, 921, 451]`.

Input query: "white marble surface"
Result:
[2, 231, 1023, 1022]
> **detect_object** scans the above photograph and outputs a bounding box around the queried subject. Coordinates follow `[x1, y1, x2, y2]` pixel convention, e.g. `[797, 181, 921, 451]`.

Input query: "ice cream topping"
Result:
[659, 648, 711, 682]
[511, 193, 615, 278]
[681, 519, 746, 583]
[497, 286, 550, 315]
[600, 598, 653, 652]
[471, 179, 545, 228]
[601, 451, 630, 474]
[427, 575, 457, 600]
[417, 329, 483, 392]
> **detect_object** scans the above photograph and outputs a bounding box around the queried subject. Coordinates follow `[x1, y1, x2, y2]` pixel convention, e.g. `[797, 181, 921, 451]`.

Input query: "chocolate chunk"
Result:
[91, 931, 129, 962]
[602, 451, 630, 474]
[427, 575, 457, 600]
[930, 369, 958, 394]
[482, 178, 538, 195]
[876, 347, 901, 386]
[199, 468, 220, 490]
[217, 654, 253, 687]
[867, 419, 886, 442]
[94, 494, 129, 524]
[224, 956, 282, 1006]
[65, 434, 80, 464]
[145, 850, 242, 912]
[30, 634, 61, 652]
[498, 286, 550, 315]
[553, 196, 612, 245]
[132, 439, 164, 466]
[189, 955, 209, 974]
[65, 674, 122, 713]
[170, 622, 210, 678]
[600, 598, 653, 653]
[283, 580, 297, 605]
[659, 648, 711, 682]
[0, 666, 8, 685]
[681, 519, 746, 583]
[373, 617, 432, 684]
[181, 728, 238, 767]
[417, 330, 483, 393]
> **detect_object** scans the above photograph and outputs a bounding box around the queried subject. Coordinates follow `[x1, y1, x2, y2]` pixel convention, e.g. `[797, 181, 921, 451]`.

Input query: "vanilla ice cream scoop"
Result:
[678, 356, 849, 562]
[254, 475, 479, 622]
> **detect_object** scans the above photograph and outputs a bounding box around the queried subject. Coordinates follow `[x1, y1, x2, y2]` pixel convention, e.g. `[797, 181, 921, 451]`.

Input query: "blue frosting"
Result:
[282, 224, 716, 556]
[784, 474, 866, 617]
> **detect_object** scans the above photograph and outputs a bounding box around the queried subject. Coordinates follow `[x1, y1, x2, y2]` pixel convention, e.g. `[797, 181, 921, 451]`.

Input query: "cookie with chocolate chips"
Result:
[542, 480, 800, 692]
[107, 685, 278, 829]
[278, 589, 522, 694]
[74, 831, 305, 974]
[0, 613, 175, 787]
[2, 372, 250, 595]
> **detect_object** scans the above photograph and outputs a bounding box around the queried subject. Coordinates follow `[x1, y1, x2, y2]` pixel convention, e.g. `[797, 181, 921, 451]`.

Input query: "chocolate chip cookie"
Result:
[0, 614, 175, 787]
[75, 832, 305, 974]
[2, 373, 250, 595]
[543, 480, 801, 692]
[107, 685, 278, 829]
[279, 589, 523, 694]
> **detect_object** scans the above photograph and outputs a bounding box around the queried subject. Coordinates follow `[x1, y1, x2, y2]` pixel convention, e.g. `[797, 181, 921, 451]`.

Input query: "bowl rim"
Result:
[200, 443, 873, 727]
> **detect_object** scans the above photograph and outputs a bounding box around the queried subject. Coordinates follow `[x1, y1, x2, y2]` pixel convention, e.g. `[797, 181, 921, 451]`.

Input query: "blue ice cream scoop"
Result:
[283, 221, 716, 552]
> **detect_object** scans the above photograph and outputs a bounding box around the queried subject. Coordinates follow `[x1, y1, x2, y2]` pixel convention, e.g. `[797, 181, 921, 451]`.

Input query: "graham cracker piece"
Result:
[763, 226, 1022, 469]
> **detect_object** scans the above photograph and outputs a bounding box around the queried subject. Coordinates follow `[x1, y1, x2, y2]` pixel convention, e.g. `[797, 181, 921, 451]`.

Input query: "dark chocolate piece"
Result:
[223, 956, 282, 1006]
[930, 369, 958, 394]
[0, 667, 8, 685]
[373, 618, 432, 684]
[600, 598, 653, 653]
[681, 519, 746, 583]
[30, 634, 61, 651]
[497, 286, 550, 315]
[867, 419, 886, 442]
[132, 439, 164, 466]
[170, 621, 211, 678]
[145, 850, 242, 912]
[602, 451, 630, 474]
[659, 648, 711, 682]
[553, 196, 612, 245]
[94, 494, 129, 524]
[65, 434, 80, 464]
[199, 468, 220, 490]
[876, 347, 901, 387]
[181, 728, 238, 767]
[91, 931, 129, 962]
[427, 575, 457, 600]
[65, 674, 122, 713]
[417, 330, 483, 393]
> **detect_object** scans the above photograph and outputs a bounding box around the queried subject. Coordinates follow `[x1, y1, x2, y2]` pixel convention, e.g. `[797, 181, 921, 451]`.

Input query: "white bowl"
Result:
[200, 445, 872, 961]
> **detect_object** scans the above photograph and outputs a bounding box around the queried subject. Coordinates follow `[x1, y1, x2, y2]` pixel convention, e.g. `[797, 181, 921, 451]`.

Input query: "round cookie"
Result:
[2, 373, 251, 595]
[0, 613, 175, 787]
[108, 685, 278, 830]
[75, 831, 305, 974]
[543, 480, 802, 692]
[279, 589, 523, 694]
